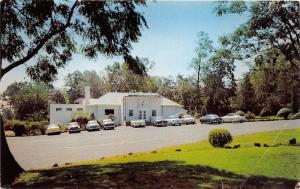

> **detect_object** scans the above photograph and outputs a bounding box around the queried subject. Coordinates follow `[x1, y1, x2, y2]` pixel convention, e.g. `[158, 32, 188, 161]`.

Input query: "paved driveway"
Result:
[7, 120, 300, 170]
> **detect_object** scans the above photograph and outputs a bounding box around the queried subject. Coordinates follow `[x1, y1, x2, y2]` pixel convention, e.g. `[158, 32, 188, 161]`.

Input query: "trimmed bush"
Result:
[58, 124, 68, 132]
[208, 128, 233, 147]
[245, 111, 255, 120]
[260, 107, 272, 117]
[277, 108, 292, 120]
[5, 131, 16, 137]
[3, 119, 48, 136]
[235, 110, 245, 116]
[291, 112, 300, 120]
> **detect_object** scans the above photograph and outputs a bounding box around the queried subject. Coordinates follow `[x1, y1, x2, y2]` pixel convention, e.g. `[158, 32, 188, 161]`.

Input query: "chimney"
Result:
[85, 86, 91, 105]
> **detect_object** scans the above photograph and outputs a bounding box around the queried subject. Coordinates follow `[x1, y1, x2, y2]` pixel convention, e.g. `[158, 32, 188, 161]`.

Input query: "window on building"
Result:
[77, 108, 83, 111]
[105, 109, 114, 115]
[152, 110, 156, 116]
[129, 109, 133, 116]
[56, 108, 62, 111]
[66, 108, 72, 111]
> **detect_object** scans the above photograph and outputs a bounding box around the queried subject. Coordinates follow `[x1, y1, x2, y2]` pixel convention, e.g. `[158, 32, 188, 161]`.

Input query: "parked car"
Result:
[101, 119, 115, 130]
[86, 120, 100, 131]
[200, 114, 222, 124]
[153, 116, 168, 127]
[222, 113, 246, 123]
[130, 119, 146, 128]
[181, 114, 196, 125]
[165, 115, 183, 126]
[46, 124, 61, 135]
[68, 122, 81, 133]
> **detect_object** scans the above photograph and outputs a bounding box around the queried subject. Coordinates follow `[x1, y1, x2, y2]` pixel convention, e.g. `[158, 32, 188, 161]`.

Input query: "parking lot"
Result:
[7, 119, 300, 170]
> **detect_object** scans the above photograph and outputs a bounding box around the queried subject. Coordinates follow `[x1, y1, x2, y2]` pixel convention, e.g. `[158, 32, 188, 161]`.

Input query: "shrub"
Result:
[4, 120, 13, 131]
[291, 112, 300, 120]
[235, 110, 245, 116]
[4, 119, 48, 136]
[245, 111, 255, 120]
[260, 107, 273, 117]
[277, 108, 292, 120]
[208, 128, 233, 147]
[58, 124, 68, 132]
[71, 111, 91, 127]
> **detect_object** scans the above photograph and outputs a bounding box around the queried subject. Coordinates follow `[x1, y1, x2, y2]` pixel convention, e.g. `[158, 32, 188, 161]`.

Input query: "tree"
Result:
[50, 90, 66, 104]
[4, 82, 50, 121]
[215, 1, 300, 112]
[1, 0, 148, 185]
[64, 71, 84, 103]
[82, 70, 105, 98]
[190, 31, 213, 90]
[1, 0, 148, 81]
[238, 73, 255, 112]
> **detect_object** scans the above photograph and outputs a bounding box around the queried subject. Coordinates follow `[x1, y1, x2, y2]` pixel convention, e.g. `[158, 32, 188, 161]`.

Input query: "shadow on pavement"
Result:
[13, 161, 297, 189]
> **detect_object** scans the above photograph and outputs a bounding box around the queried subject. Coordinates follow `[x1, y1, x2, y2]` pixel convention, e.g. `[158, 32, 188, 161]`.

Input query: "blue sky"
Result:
[0, 1, 249, 92]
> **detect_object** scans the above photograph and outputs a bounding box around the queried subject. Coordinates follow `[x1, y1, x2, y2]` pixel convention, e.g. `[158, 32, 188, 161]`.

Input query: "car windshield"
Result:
[69, 122, 78, 126]
[103, 119, 112, 123]
[88, 120, 98, 124]
[169, 115, 178, 118]
[226, 113, 236, 116]
[48, 124, 58, 128]
[207, 114, 218, 117]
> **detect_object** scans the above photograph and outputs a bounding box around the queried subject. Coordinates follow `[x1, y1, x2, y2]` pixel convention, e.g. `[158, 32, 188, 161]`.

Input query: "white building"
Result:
[50, 87, 187, 126]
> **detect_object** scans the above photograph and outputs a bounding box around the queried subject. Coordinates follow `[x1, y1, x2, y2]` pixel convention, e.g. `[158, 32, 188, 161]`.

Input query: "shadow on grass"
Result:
[13, 161, 297, 189]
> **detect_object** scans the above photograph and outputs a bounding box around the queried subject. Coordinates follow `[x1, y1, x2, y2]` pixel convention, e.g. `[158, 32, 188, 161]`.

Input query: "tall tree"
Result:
[215, 1, 300, 112]
[238, 73, 255, 112]
[1, 0, 148, 185]
[64, 71, 84, 103]
[50, 90, 66, 104]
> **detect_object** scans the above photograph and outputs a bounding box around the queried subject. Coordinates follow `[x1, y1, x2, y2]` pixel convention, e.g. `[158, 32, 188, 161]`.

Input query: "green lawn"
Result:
[13, 128, 300, 188]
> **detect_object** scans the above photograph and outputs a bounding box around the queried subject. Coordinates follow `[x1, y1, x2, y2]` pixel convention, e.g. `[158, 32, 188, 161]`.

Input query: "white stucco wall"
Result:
[162, 106, 187, 118]
[50, 104, 84, 124]
[123, 96, 162, 123]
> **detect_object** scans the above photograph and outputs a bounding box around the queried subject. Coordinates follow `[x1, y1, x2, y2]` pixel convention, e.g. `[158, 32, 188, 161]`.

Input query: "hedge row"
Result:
[4, 120, 49, 136]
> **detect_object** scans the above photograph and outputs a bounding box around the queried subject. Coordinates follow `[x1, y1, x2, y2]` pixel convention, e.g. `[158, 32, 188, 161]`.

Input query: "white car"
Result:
[130, 119, 146, 128]
[221, 113, 246, 123]
[165, 115, 183, 126]
[181, 115, 196, 125]
[86, 120, 100, 131]
[101, 119, 115, 130]
[68, 122, 81, 133]
[46, 124, 61, 135]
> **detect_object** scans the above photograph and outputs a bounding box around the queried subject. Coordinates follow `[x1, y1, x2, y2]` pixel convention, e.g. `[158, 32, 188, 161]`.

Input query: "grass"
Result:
[13, 128, 300, 188]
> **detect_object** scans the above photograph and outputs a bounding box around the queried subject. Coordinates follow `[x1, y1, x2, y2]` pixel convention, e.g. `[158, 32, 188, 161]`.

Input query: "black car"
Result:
[200, 114, 222, 124]
[153, 116, 168, 127]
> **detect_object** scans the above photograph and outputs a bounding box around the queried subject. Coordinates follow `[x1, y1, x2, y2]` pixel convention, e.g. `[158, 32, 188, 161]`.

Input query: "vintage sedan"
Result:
[181, 114, 196, 125]
[68, 122, 81, 133]
[130, 119, 146, 128]
[46, 124, 61, 135]
[86, 120, 100, 131]
[200, 114, 222, 124]
[101, 119, 115, 130]
[222, 113, 246, 123]
[153, 116, 168, 127]
[165, 115, 183, 126]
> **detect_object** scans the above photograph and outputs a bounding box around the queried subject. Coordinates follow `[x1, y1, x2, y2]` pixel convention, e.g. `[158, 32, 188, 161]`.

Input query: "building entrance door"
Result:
[139, 110, 147, 120]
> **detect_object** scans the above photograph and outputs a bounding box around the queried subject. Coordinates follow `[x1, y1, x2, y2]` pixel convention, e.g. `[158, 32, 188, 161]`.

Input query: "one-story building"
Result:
[50, 87, 187, 125]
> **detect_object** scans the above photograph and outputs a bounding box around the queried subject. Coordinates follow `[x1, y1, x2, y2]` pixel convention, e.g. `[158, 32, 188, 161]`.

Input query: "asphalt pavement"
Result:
[7, 119, 300, 170]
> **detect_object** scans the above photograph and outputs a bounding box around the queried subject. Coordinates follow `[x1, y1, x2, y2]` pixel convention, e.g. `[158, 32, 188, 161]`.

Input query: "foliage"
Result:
[1, 0, 148, 81]
[2, 108, 13, 121]
[208, 128, 233, 147]
[50, 90, 66, 104]
[3, 82, 50, 121]
[64, 71, 84, 103]
[245, 111, 255, 120]
[3, 120, 48, 136]
[237, 74, 255, 112]
[58, 124, 68, 132]
[277, 108, 292, 120]
[71, 111, 91, 126]
[291, 112, 300, 120]
[259, 107, 273, 117]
